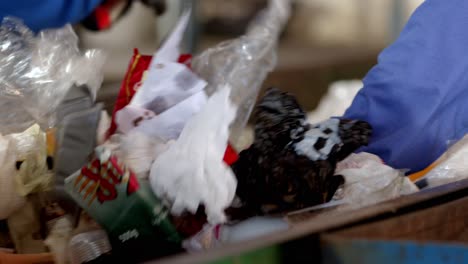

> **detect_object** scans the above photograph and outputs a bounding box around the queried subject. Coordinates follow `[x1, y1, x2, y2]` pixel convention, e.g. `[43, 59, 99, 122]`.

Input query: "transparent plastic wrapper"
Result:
[417, 134, 468, 188]
[192, 0, 291, 142]
[68, 230, 112, 264]
[0, 17, 105, 133]
[332, 153, 418, 210]
[0, 135, 26, 220]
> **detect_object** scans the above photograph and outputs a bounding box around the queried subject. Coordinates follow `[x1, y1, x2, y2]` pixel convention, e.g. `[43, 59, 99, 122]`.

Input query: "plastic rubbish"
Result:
[183, 217, 288, 252]
[68, 230, 112, 264]
[120, 130, 170, 179]
[54, 103, 103, 215]
[116, 11, 207, 137]
[0, 135, 26, 220]
[0, 17, 105, 132]
[65, 146, 182, 259]
[416, 134, 468, 188]
[7, 125, 53, 196]
[150, 85, 238, 224]
[119, 91, 208, 141]
[231, 88, 371, 215]
[232, 80, 364, 150]
[193, 0, 291, 142]
[106, 50, 192, 138]
[333, 153, 418, 209]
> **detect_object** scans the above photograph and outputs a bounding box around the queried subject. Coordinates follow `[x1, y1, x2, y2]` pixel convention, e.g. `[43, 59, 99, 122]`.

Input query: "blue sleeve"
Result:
[344, 0, 468, 172]
[0, 0, 103, 32]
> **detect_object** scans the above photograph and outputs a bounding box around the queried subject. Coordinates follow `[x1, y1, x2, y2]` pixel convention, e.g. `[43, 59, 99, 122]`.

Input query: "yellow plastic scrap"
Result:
[8, 124, 54, 196]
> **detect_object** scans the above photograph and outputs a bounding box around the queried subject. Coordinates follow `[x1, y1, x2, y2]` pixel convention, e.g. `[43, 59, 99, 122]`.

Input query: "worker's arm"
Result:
[0, 0, 104, 32]
[344, 0, 468, 172]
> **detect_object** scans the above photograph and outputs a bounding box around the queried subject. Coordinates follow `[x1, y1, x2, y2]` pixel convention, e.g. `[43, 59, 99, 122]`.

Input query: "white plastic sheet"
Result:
[333, 153, 418, 209]
[150, 85, 237, 224]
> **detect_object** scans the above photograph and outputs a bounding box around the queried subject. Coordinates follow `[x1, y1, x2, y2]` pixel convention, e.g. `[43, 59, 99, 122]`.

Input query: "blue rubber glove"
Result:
[344, 0, 468, 172]
[0, 0, 103, 32]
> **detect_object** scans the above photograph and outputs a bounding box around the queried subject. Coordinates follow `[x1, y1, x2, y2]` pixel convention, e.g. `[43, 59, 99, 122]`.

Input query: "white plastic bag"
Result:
[193, 0, 291, 142]
[150, 85, 237, 224]
[333, 153, 418, 209]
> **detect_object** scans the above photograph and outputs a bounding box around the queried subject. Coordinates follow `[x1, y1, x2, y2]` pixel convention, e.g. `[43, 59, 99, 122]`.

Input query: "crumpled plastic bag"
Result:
[416, 134, 468, 188]
[150, 85, 238, 224]
[0, 17, 105, 133]
[192, 0, 291, 142]
[0, 135, 26, 220]
[116, 11, 207, 139]
[307, 80, 363, 124]
[332, 153, 418, 209]
[7, 124, 53, 196]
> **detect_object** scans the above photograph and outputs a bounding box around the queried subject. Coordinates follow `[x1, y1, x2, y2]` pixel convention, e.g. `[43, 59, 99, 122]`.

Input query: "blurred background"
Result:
[78, 0, 424, 113]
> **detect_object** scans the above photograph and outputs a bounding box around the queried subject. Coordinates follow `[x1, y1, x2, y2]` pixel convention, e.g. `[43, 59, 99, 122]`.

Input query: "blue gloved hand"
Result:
[0, 0, 103, 32]
[344, 0, 468, 172]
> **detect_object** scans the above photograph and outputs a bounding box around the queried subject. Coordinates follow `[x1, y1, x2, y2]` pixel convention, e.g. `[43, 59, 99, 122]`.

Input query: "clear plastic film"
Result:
[0, 17, 105, 133]
[192, 0, 291, 143]
[417, 134, 468, 188]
